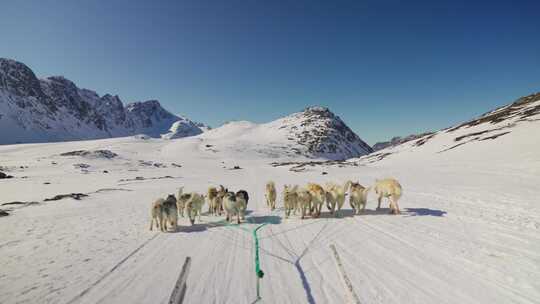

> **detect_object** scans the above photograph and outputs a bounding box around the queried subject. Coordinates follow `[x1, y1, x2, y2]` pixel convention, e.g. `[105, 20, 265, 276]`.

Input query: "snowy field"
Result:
[1, 118, 540, 304]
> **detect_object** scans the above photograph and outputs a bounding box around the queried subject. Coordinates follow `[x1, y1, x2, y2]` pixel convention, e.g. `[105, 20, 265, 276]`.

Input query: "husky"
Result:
[307, 183, 325, 218]
[149, 198, 163, 231]
[160, 194, 178, 232]
[208, 185, 227, 216]
[296, 187, 312, 219]
[235, 190, 249, 220]
[222, 192, 245, 224]
[177, 187, 191, 217]
[177, 187, 187, 217]
[207, 186, 218, 213]
[236, 190, 249, 205]
[265, 181, 277, 210]
[283, 185, 298, 219]
[349, 182, 370, 215]
[325, 181, 352, 216]
[374, 178, 402, 214]
[185, 192, 205, 224]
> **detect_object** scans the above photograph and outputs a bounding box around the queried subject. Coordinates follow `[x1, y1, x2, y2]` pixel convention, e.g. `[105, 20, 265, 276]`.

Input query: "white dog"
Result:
[208, 185, 227, 216]
[325, 181, 352, 216]
[374, 178, 402, 214]
[349, 182, 370, 214]
[265, 181, 277, 211]
[177, 187, 187, 217]
[177, 188, 205, 224]
[296, 187, 312, 219]
[222, 192, 246, 224]
[307, 183, 325, 218]
[185, 193, 205, 225]
[283, 185, 298, 219]
[207, 185, 227, 215]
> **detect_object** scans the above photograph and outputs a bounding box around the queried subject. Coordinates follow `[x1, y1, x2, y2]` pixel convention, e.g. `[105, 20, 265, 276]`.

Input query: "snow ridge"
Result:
[359, 92, 540, 164]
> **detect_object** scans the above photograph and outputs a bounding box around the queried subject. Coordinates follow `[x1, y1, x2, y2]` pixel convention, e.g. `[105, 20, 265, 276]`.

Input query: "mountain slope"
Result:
[359, 92, 540, 165]
[197, 106, 372, 160]
[0, 58, 204, 144]
[372, 132, 433, 151]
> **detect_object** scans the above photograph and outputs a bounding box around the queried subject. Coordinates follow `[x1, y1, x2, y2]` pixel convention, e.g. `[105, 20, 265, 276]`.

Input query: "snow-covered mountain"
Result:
[359, 92, 540, 165]
[161, 116, 208, 139]
[372, 131, 433, 151]
[0, 58, 206, 144]
[198, 106, 372, 160]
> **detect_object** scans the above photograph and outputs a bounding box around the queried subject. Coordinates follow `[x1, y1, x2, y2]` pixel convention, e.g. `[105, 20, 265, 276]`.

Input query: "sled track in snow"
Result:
[330, 244, 361, 304]
[65, 233, 161, 304]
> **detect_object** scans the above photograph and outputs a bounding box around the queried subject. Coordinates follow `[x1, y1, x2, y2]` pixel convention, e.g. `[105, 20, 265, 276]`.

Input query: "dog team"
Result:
[150, 178, 402, 232]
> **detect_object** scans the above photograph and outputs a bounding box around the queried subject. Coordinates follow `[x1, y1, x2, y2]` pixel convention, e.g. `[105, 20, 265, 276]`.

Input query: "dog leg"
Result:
[388, 198, 396, 214]
[391, 196, 400, 214]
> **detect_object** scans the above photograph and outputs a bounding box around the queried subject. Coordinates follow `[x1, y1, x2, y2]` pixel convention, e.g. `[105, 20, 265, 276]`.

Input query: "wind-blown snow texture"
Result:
[0, 58, 206, 144]
[0, 92, 539, 304]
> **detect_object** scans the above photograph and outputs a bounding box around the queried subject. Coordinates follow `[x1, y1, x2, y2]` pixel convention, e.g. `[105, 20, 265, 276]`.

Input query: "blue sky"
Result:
[1, 0, 539, 144]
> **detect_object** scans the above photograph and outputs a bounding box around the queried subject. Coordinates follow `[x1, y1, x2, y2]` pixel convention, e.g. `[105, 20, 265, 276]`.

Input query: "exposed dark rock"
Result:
[73, 163, 91, 169]
[271, 159, 358, 171]
[44, 193, 88, 201]
[480, 132, 511, 141]
[1, 201, 39, 206]
[0, 172, 14, 179]
[275, 106, 373, 159]
[61, 150, 117, 159]
[118, 176, 175, 182]
[447, 92, 540, 132]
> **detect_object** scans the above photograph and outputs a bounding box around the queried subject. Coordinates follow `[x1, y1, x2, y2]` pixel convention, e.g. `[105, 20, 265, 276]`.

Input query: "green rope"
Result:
[253, 223, 268, 302]
[216, 218, 268, 301]
[253, 223, 267, 279]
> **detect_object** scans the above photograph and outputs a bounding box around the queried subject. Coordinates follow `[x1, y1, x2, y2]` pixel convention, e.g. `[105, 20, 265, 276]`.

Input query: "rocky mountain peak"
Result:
[0, 58, 205, 144]
[266, 106, 373, 159]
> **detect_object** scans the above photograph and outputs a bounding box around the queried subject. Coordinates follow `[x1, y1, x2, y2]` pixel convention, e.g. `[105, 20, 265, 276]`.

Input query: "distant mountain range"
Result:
[372, 132, 434, 151]
[0, 58, 372, 159]
[0, 58, 206, 144]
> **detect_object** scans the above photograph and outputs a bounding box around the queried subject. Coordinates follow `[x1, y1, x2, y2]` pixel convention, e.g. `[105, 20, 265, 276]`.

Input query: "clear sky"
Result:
[1, 0, 539, 144]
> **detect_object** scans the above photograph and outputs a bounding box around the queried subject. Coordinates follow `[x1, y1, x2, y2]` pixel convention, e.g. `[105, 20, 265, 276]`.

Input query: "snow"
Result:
[193, 106, 373, 161]
[161, 117, 206, 140]
[1, 112, 539, 303]
[0, 58, 206, 145]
